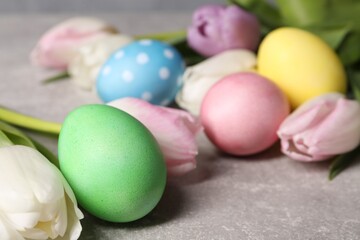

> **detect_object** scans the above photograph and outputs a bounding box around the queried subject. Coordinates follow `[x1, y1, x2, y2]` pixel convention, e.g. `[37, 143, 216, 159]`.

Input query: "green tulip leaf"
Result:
[303, 24, 351, 50]
[30, 138, 60, 168]
[347, 66, 360, 102]
[276, 0, 327, 27]
[42, 71, 70, 85]
[230, 0, 360, 66]
[172, 39, 205, 66]
[329, 146, 360, 180]
[325, 0, 360, 30]
[0, 121, 35, 148]
[0, 121, 60, 168]
[0, 130, 13, 147]
[229, 0, 281, 31]
[338, 32, 360, 66]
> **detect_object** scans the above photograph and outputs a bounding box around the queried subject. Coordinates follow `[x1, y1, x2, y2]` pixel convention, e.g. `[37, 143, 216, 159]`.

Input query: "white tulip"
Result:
[68, 34, 133, 90]
[0, 145, 83, 240]
[176, 49, 257, 115]
[30, 17, 118, 70]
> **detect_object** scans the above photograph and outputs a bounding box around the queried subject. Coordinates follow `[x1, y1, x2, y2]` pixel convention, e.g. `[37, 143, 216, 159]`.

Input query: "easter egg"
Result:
[58, 104, 166, 222]
[96, 39, 185, 106]
[257, 27, 346, 109]
[200, 72, 290, 156]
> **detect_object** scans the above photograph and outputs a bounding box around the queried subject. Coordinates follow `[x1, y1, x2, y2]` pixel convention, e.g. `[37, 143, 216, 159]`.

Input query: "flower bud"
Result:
[176, 49, 256, 115]
[278, 93, 360, 161]
[69, 34, 133, 90]
[108, 98, 203, 176]
[31, 17, 118, 70]
[0, 145, 83, 239]
[187, 4, 260, 56]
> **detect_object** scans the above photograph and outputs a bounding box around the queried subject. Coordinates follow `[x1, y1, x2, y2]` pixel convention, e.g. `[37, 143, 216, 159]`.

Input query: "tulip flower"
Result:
[176, 49, 256, 115]
[108, 98, 203, 176]
[277, 93, 360, 161]
[31, 17, 118, 70]
[0, 145, 83, 239]
[187, 4, 260, 57]
[68, 34, 133, 90]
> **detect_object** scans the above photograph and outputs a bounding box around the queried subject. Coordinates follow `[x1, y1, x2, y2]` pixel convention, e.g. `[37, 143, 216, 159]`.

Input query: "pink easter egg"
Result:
[200, 72, 290, 155]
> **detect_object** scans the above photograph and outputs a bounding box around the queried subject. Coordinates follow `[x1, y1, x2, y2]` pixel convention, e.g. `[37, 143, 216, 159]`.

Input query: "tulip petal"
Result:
[281, 138, 332, 162]
[177, 74, 222, 115]
[53, 198, 68, 237]
[0, 146, 42, 213]
[176, 49, 256, 115]
[190, 49, 256, 76]
[53, 195, 82, 240]
[38, 200, 62, 222]
[187, 4, 260, 56]
[278, 93, 360, 161]
[31, 17, 117, 69]
[305, 98, 360, 154]
[55, 166, 84, 240]
[11, 146, 64, 204]
[108, 98, 203, 176]
[187, 4, 224, 56]
[68, 34, 133, 90]
[21, 231, 48, 240]
[165, 158, 197, 176]
[280, 139, 313, 161]
[61, 177, 84, 220]
[21, 223, 50, 240]
[0, 145, 83, 239]
[277, 93, 343, 138]
[0, 215, 25, 240]
[5, 212, 40, 230]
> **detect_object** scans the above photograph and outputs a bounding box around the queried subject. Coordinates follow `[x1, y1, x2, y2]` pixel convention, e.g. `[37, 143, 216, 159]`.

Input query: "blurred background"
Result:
[0, 0, 224, 13]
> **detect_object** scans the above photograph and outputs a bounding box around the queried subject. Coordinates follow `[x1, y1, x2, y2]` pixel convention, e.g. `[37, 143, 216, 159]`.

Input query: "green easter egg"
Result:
[58, 104, 166, 222]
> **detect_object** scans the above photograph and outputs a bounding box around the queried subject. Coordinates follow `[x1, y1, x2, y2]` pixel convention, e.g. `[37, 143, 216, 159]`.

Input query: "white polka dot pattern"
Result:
[103, 66, 111, 76]
[97, 40, 185, 105]
[177, 76, 183, 86]
[160, 99, 171, 106]
[139, 39, 152, 46]
[164, 49, 174, 59]
[122, 70, 134, 82]
[115, 51, 124, 59]
[159, 67, 170, 80]
[136, 53, 149, 64]
[142, 92, 153, 101]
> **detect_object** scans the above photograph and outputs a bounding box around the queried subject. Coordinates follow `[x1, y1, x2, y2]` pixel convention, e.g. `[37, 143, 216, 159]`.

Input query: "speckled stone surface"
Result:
[1, 13, 360, 240]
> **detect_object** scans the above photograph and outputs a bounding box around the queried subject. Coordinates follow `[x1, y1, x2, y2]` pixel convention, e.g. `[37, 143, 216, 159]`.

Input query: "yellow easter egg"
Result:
[257, 27, 346, 108]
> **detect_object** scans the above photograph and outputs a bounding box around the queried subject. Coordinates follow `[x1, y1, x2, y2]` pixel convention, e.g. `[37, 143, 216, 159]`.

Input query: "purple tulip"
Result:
[187, 4, 260, 57]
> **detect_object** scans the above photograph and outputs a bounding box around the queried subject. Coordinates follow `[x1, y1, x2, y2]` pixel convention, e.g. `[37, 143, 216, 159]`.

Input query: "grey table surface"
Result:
[1, 13, 360, 240]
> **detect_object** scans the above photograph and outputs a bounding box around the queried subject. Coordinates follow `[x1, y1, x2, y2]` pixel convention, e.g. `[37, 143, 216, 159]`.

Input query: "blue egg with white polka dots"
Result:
[96, 39, 185, 106]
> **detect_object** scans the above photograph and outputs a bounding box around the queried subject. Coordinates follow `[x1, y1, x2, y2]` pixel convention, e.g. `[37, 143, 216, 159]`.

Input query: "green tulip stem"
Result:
[134, 30, 186, 42]
[0, 107, 61, 135]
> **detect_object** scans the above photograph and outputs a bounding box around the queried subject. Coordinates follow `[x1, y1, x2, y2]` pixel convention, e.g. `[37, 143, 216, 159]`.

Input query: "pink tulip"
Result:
[277, 93, 360, 161]
[31, 17, 117, 70]
[187, 4, 260, 57]
[108, 98, 203, 176]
